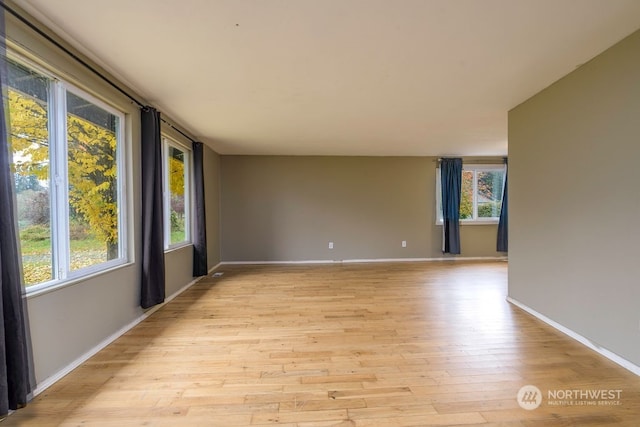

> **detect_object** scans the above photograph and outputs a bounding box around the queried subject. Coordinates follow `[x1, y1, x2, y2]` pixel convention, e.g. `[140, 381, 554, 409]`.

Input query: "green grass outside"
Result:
[21, 227, 188, 286]
[20, 232, 107, 286]
[170, 230, 186, 245]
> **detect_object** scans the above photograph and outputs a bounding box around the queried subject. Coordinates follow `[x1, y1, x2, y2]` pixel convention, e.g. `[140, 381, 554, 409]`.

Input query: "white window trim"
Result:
[63, 83, 128, 279]
[435, 163, 506, 225]
[7, 54, 129, 295]
[162, 137, 192, 251]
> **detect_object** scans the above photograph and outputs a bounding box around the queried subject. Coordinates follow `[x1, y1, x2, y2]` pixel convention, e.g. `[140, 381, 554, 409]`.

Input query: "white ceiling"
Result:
[13, 0, 640, 156]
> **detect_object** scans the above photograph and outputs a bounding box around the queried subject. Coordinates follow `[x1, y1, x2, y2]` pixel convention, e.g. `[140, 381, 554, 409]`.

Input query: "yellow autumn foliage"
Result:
[169, 155, 184, 197]
[9, 89, 119, 250]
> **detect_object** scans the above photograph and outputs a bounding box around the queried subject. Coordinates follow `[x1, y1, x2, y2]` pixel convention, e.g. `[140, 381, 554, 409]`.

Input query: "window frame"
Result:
[435, 163, 506, 225]
[161, 136, 192, 250]
[7, 53, 129, 295]
[61, 82, 128, 279]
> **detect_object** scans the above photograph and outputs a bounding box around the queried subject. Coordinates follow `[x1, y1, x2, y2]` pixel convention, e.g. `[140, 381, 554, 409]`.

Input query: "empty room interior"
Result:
[1, 0, 639, 425]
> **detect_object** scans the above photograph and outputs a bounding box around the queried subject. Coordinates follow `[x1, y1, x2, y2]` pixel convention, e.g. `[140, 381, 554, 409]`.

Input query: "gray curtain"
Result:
[192, 142, 208, 277]
[441, 158, 462, 254]
[140, 107, 165, 308]
[497, 160, 508, 252]
[0, 4, 34, 415]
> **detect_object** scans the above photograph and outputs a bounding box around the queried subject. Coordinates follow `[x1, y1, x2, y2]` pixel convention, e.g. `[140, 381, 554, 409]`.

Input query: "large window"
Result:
[7, 56, 126, 291]
[436, 164, 505, 224]
[162, 137, 191, 248]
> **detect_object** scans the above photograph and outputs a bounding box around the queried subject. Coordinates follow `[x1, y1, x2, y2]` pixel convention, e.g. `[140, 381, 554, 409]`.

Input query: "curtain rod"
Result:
[161, 119, 197, 145]
[1, 2, 144, 108]
[1, 2, 198, 145]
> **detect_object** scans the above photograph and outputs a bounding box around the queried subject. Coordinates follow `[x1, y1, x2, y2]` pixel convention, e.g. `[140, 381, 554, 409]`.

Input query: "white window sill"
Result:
[461, 220, 500, 226]
[164, 242, 193, 254]
[436, 220, 499, 226]
[26, 261, 134, 299]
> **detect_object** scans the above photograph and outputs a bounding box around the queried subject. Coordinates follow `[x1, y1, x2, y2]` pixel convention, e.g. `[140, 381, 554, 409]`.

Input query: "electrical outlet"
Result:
[402, 240, 407, 248]
[328, 242, 334, 249]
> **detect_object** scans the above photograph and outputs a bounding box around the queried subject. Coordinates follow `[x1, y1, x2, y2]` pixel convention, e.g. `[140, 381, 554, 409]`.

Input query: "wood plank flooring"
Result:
[6, 262, 640, 426]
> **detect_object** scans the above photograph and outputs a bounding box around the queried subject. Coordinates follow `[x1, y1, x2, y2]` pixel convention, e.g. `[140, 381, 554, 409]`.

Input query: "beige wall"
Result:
[509, 30, 640, 366]
[220, 155, 503, 262]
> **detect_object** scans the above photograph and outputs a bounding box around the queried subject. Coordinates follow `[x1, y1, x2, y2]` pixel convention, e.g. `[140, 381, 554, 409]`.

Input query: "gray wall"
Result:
[204, 147, 221, 268]
[6, 6, 222, 387]
[221, 155, 503, 261]
[509, 30, 640, 366]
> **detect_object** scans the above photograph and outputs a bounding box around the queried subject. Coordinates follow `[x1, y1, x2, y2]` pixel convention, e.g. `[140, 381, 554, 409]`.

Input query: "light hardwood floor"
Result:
[6, 262, 640, 426]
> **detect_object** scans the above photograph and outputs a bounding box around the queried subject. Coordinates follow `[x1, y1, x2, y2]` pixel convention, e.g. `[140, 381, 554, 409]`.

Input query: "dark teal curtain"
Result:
[140, 107, 165, 308]
[440, 158, 462, 254]
[0, 2, 34, 415]
[192, 142, 208, 277]
[497, 160, 508, 252]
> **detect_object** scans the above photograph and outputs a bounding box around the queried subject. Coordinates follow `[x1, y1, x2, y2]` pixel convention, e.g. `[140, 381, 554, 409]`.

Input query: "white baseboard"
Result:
[506, 297, 640, 376]
[219, 256, 507, 266]
[208, 262, 223, 274]
[220, 260, 336, 265]
[343, 256, 507, 263]
[32, 275, 203, 397]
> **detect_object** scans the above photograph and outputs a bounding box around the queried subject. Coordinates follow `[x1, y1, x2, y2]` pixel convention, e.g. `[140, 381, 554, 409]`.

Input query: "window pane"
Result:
[477, 171, 503, 218]
[460, 170, 473, 220]
[66, 91, 120, 271]
[7, 60, 53, 286]
[168, 146, 186, 245]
